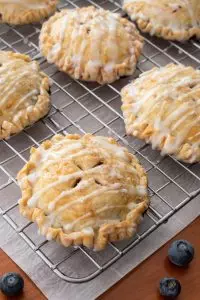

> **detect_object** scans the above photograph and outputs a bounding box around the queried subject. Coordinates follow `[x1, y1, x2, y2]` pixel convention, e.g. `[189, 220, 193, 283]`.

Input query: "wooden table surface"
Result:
[0, 217, 199, 300]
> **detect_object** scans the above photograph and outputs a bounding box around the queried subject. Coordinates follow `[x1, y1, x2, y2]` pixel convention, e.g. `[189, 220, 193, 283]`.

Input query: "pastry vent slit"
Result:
[189, 83, 197, 89]
[76, 164, 83, 170]
[72, 178, 82, 188]
[93, 161, 104, 168]
[94, 179, 102, 186]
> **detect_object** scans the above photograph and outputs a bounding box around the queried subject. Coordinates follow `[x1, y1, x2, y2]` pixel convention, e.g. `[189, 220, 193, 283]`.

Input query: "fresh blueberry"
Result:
[168, 240, 194, 267]
[0, 272, 24, 296]
[159, 277, 181, 298]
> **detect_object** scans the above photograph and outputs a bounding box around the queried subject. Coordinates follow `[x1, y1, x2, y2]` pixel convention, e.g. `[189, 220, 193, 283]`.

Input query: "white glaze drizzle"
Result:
[27, 136, 120, 207]
[124, 64, 200, 156]
[63, 213, 92, 233]
[55, 183, 121, 213]
[26, 136, 147, 233]
[47, 199, 137, 234]
[0, 71, 34, 107]
[39, 184, 123, 232]
[183, 0, 198, 28]
[14, 89, 38, 110]
[48, 179, 93, 211]
[28, 169, 86, 208]
[45, 8, 128, 78]
[124, 0, 199, 35]
[63, 205, 128, 234]
[92, 136, 129, 161]
[0, 60, 41, 114]
[43, 149, 94, 171]
[46, 13, 70, 63]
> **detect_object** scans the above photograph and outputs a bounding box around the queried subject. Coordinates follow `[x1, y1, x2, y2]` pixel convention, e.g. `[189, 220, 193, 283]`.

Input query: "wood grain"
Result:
[100, 217, 200, 300]
[0, 251, 46, 300]
[0, 217, 199, 300]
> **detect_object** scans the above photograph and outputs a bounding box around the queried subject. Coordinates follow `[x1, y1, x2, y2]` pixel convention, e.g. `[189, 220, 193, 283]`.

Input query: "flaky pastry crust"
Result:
[0, 0, 58, 25]
[123, 0, 200, 41]
[39, 6, 143, 84]
[17, 134, 148, 251]
[0, 51, 51, 140]
[121, 64, 200, 163]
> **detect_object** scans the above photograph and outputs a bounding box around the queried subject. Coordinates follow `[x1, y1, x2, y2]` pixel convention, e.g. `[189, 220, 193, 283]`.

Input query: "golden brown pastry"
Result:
[39, 6, 143, 84]
[0, 51, 51, 140]
[0, 0, 58, 25]
[121, 64, 200, 163]
[123, 0, 200, 41]
[17, 134, 149, 251]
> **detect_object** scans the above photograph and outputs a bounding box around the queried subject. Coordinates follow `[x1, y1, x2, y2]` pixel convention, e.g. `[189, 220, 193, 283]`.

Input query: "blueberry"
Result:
[168, 240, 194, 267]
[0, 272, 24, 296]
[159, 277, 181, 298]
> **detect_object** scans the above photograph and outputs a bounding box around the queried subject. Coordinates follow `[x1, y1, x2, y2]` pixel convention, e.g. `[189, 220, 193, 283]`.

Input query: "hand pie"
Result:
[0, 0, 58, 25]
[121, 64, 200, 163]
[123, 0, 200, 41]
[17, 134, 148, 251]
[0, 51, 51, 140]
[39, 6, 143, 84]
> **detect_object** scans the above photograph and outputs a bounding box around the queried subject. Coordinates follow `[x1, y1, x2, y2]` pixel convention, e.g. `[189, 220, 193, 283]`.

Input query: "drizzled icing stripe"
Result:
[47, 182, 145, 214]
[14, 89, 38, 110]
[27, 136, 134, 185]
[28, 138, 126, 207]
[27, 157, 138, 208]
[48, 179, 93, 211]
[183, 0, 198, 28]
[0, 61, 41, 113]
[55, 183, 122, 214]
[123, 64, 200, 157]
[127, 71, 198, 116]
[44, 8, 129, 76]
[41, 185, 142, 234]
[28, 168, 89, 207]
[63, 204, 134, 233]
[0, 71, 35, 107]
[41, 149, 95, 171]
[124, 0, 199, 36]
[24, 135, 147, 236]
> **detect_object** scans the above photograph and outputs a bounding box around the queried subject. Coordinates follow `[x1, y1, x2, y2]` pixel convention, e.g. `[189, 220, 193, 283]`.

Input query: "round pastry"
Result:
[0, 51, 51, 140]
[121, 64, 200, 163]
[39, 6, 144, 84]
[17, 134, 148, 251]
[123, 0, 200, 41]
[0, 0, 58, 25]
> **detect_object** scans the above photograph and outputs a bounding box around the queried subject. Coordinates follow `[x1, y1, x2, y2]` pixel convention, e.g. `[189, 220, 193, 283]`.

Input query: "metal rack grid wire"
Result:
[0, 0, 200, 283]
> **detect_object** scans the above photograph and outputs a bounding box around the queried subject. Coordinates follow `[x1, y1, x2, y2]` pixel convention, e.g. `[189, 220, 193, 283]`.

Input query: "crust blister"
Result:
[17, 134, 148, 251]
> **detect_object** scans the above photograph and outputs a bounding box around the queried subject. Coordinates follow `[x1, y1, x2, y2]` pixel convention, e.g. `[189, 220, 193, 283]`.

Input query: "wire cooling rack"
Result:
[0, 0, 200, 283]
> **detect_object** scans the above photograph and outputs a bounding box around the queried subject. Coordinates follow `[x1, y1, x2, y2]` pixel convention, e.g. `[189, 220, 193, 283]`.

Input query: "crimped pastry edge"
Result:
[0, 52, 51, 140]
[39, 6, 144, 84]
[0, 0, 58, 25]
[121, 64, 200, 163]
[17, 134, 149, 251]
